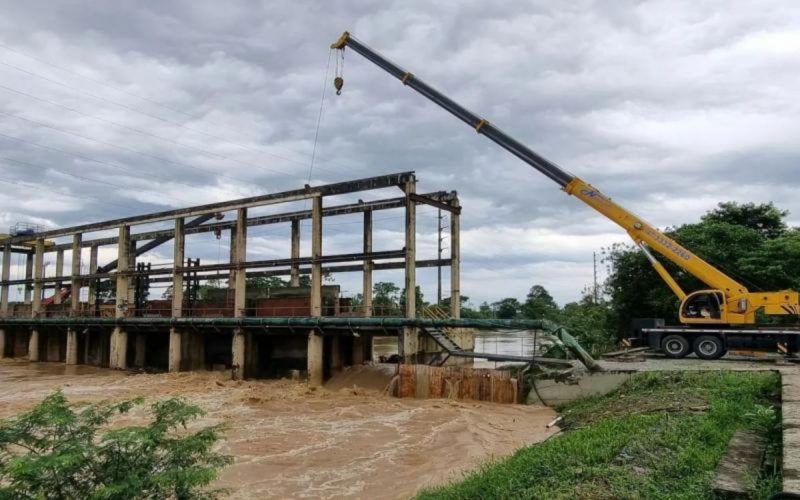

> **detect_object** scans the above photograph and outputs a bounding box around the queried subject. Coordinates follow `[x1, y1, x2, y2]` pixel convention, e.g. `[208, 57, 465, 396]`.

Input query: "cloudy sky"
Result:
[0, 0, 798, 307]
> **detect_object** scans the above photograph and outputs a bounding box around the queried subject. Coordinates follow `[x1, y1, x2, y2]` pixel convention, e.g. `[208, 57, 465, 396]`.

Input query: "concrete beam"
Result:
[408, 192, 461, 214]
[8, 172, 415, 244]
[142, 259, 450, 285]
[44, 191, 457, 252]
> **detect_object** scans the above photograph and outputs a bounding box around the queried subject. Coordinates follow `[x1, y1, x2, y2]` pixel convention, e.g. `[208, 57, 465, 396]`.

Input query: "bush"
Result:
[0, 390, 232, 499]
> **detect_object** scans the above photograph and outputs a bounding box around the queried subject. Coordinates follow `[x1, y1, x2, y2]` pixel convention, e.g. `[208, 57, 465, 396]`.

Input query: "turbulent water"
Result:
[0, 359, 557, 499]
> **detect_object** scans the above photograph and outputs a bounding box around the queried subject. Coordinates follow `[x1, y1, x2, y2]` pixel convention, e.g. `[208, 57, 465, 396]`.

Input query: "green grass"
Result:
[418, 371, 781, 500]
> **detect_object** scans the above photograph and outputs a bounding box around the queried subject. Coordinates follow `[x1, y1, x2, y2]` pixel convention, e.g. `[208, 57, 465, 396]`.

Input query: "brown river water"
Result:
[0, 359, 557, 499]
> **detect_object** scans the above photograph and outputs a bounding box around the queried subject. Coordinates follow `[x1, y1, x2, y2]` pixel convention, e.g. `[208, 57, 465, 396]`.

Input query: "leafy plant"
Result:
[0, 390, 232, 499]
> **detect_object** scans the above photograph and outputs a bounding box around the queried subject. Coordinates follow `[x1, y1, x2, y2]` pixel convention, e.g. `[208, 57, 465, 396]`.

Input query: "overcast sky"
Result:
[0, 1, 798, 307]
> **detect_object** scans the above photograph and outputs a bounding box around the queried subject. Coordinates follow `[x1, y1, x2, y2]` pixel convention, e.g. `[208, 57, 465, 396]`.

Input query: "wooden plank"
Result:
[712, 430, 764, 498]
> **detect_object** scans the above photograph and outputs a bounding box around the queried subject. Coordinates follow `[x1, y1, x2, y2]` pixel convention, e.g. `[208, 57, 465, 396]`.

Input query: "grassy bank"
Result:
[419, 371, 781, 500]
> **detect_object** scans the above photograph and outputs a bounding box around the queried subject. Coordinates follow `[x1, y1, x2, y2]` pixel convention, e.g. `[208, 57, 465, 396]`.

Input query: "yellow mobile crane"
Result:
[330, 31, 800, 359]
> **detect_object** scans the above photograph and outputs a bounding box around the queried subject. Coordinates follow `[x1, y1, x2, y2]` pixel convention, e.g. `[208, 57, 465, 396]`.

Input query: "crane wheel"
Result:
[662, 334, 690, 358]
[693, 335, 726, 360]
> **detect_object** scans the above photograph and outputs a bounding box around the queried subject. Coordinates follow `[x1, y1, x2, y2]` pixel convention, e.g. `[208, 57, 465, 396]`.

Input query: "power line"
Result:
[0, 110, 258, 192]
[0, 130, 217, 202]
[0, 156, 186, 210]
[0, 48, 361, 176]
[0, 81, 305, 179]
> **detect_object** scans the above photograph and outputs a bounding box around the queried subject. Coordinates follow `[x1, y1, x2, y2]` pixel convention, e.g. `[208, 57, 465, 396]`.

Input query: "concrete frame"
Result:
[0, 172, 461, 385]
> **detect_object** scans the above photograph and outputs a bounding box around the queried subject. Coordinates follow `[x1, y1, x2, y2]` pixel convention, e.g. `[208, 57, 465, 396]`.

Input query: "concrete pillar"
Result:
[331, 336, 342, 372]
[228, 226, 237, 291]
[134, 334, 146, 368]
[87, 245, 98, 312]
[29, 239, 44, 362]
[1, 245, 10, 316]
[169, 218, 184, 372]
[450, 197, 461, 319]
[232, 208, 247, 380]
[65, 330, 78, 365]
[0, 245, 10, 358]
[24, 253, 33, 304]
[66, 234, 82, 365]
[110, 226, 130, 369]
[308, 195, 324, 386]
[362, 210, 373, 317]
[53, 248, 64, 304]
[352, 336, 364, 365]
[32, 239, 44, 316]
[364, 335, 374, 362]
[290, 219, 300, 287]
[402, 178, 418, 361]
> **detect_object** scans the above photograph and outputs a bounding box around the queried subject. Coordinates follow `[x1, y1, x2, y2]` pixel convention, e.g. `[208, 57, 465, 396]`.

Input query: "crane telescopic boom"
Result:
[330, 31, 800, 325]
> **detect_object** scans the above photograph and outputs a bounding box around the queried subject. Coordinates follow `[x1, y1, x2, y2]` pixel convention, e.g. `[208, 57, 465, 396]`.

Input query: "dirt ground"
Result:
[0, 359, 558, 499]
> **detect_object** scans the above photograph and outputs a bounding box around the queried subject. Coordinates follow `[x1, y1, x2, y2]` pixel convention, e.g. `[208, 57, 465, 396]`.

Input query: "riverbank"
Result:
[419, 371, 782, 499]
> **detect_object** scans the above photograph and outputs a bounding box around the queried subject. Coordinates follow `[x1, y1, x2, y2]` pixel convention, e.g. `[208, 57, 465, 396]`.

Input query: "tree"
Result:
[373, 281, 401, 315]
[0, 391, 231, 499]
[493, 298, 521, 319]
[559, 294, 616, 354]
[604, 201, 800, 334]
[701, 201, 788, 239]
[522, 285, 559, 320]
[400, 285, 425, 315]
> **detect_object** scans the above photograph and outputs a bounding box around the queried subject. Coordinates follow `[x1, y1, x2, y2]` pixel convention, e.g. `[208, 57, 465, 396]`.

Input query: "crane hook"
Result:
[334, 76, 344, 95]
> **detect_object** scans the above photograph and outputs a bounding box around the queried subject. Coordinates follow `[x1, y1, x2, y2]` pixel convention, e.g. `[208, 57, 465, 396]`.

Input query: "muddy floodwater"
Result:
[0, 359, 558, 499]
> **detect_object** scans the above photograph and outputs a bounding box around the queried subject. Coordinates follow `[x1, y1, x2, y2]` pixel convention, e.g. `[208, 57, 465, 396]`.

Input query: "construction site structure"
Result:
[0, 172, 470, 383]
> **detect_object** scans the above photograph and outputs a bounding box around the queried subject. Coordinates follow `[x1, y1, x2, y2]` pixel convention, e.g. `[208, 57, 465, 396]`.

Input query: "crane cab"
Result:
[679, 290, 728, 325]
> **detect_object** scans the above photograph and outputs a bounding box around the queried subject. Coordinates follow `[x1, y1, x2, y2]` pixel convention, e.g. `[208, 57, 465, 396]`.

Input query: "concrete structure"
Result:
[0, 172, 462, 384]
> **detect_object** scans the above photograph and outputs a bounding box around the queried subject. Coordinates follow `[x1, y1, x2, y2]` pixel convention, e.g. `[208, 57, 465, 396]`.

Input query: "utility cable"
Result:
[0, 81, 302, 179]
[0, 131, 200, 205]
[308, 51, 333, 185]
[0, 110, 254, 194]
[0, 50, 358, 176]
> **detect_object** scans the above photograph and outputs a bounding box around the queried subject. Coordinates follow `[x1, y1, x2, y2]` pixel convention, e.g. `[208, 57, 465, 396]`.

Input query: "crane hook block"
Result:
[334, 76, 344, 95]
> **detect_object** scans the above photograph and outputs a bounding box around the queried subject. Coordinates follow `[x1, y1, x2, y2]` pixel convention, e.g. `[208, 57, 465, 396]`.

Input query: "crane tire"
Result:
[662, 334, 691, 358]
[693, 335, 726, 360]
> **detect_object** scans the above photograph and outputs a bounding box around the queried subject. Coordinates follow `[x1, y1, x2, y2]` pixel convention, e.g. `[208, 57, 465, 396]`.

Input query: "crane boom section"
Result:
[565, 178, 746, 295]
[331, 32, 748, 297]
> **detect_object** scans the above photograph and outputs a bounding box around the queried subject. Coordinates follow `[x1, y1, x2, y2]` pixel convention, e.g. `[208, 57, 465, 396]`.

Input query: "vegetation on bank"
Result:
[0, 391, 232, 499]
[418, 371, 782, 500]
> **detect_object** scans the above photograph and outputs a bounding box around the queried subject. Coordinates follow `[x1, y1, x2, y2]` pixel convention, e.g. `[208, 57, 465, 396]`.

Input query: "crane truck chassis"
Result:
[329, 31, 800, 361]
[629, 319, 800, 360]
